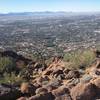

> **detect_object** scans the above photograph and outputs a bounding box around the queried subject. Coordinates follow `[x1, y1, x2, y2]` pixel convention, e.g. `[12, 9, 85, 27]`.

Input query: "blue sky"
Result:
[0, 0, 100, 13]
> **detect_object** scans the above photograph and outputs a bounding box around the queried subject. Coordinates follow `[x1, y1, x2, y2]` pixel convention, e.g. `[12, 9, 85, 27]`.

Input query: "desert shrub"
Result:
[80, 50, 95, 67]
[64, 49, 95, 69]
[0, 57, 15, 73]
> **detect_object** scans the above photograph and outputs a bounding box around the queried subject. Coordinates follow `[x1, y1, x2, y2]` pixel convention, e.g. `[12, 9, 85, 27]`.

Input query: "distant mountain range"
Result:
[0, 11, 100, 16]
[0, 12, 71, 16]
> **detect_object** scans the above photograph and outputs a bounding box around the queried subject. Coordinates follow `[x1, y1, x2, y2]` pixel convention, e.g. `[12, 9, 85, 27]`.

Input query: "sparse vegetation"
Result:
[0, 56, 24, 84]
[0, 48, 97, 84]
[64, 49, 96, 69]
[0, 57, 15, 73]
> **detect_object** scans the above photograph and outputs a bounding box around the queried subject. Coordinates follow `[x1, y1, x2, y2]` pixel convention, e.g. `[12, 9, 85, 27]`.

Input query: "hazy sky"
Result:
[0, 0, 100, 13]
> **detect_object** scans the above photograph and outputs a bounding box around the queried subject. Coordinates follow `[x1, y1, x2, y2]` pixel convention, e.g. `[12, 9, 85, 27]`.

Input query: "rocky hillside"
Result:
[0, 50, 100, 100]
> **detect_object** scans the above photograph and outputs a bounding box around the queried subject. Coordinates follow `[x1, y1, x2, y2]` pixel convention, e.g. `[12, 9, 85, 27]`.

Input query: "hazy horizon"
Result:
[0, 0, 100, 13]
[1, 11, 100, 14]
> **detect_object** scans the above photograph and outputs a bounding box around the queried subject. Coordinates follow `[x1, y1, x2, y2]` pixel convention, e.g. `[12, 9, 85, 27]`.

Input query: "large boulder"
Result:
[52, 69, 63, 77]
[29, 92, 55, 100]
[52, 86, 70, 97]
[35, 87, 48, 94]
[71, 83, 96, 100]
[55, 94, 72, 100]
[65, 70, 80, 79]
[36, 76, 50, 86]
[91, 78, 100, 88]
[43, 85, 57, 92]
[52, 86, 71, 100]
[80, 74, 92, 83]
[47, 78, 62, 88]
[86, 62, 100, 78]
[62, 78, 80, 89]
[91, 78, 100, 98]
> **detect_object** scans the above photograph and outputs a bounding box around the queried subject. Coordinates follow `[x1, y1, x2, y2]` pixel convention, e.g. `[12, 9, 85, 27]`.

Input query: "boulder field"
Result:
[0, 56, 100, 100]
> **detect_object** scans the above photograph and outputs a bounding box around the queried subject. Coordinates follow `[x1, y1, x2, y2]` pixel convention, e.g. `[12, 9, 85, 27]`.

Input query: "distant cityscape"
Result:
[0, 12, 100, 57]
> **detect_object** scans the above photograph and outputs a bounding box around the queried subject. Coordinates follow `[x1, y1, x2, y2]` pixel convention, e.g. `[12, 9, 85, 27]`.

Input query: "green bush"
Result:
[0, 57, 15, 72]
[64, 49, 95, 69]
[0, 57, 27, 84]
